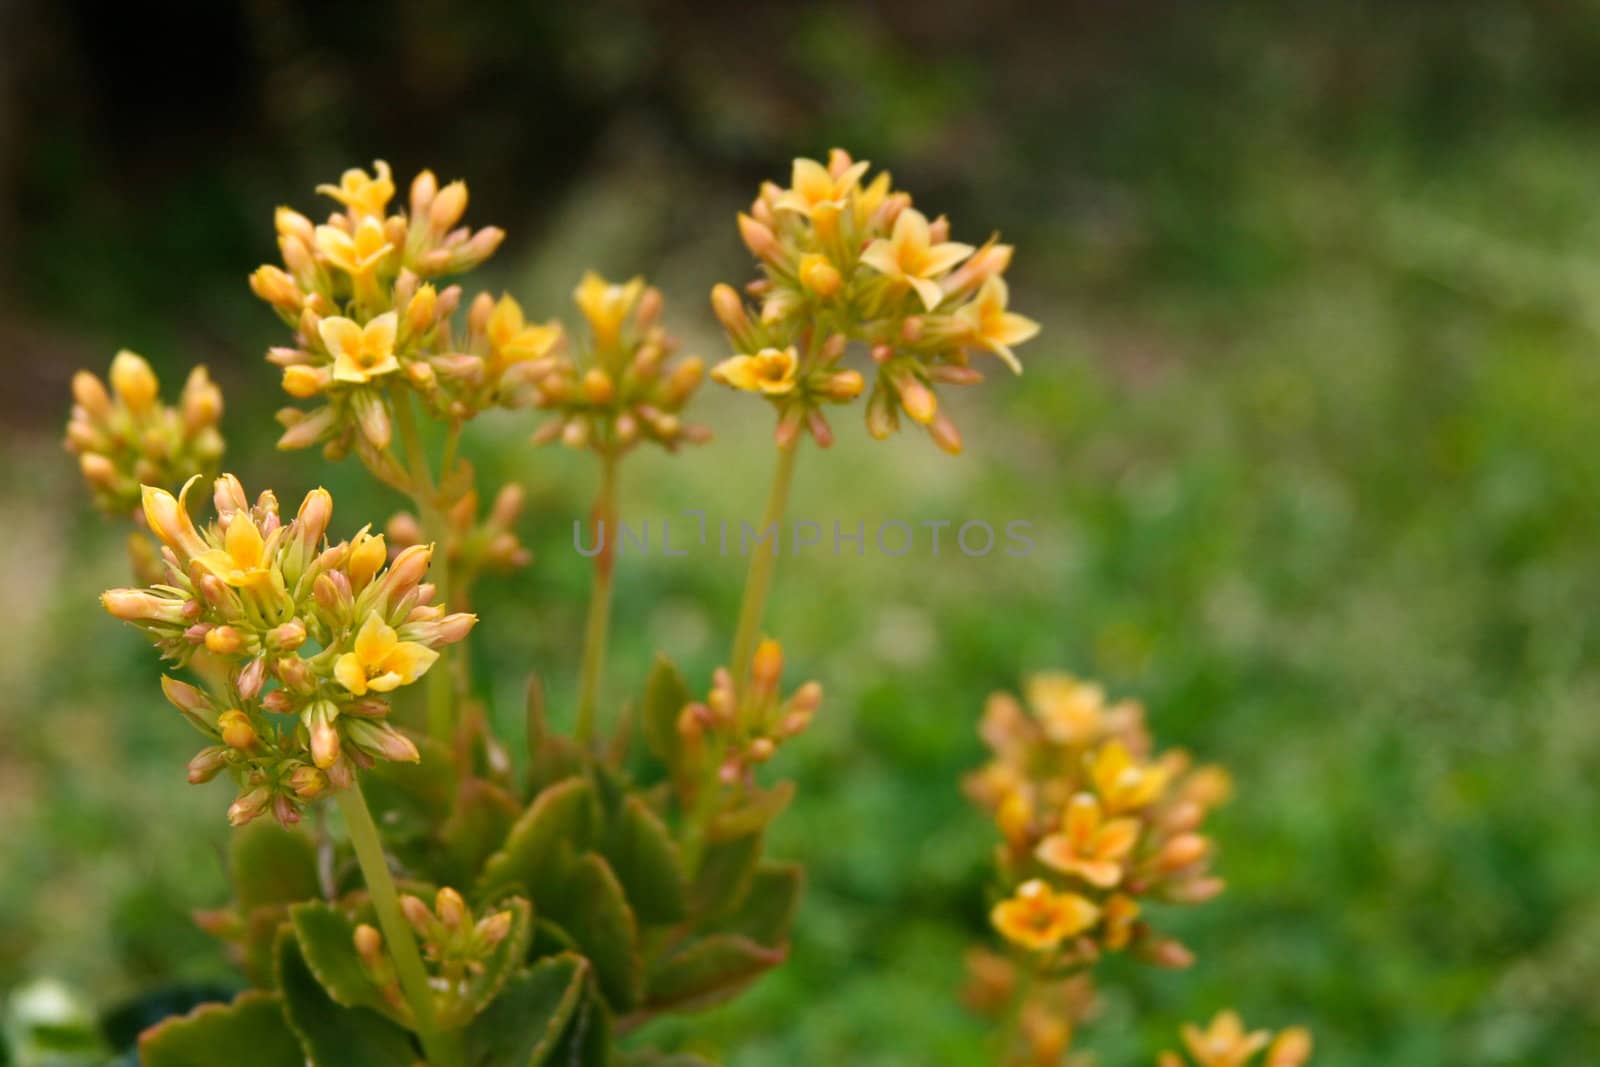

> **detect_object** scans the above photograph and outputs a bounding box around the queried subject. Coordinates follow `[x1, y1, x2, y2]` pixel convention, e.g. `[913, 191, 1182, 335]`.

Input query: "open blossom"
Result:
[322, 312, 400, 383]
[1159, 1012, 1314, 1067]
[712, 347, 799, 396]
[102, 474, 475, 825]
[991, 879, 1100, 952]
[316, 160, 395, 220]
[956, 275, 1039, 374]
[573, 271, 645, 349]
[859, 207, 974, 311]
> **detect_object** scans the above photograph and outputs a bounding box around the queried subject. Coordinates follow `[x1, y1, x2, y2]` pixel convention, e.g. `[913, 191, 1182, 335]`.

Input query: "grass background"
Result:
[3, 2, 1600, 1063]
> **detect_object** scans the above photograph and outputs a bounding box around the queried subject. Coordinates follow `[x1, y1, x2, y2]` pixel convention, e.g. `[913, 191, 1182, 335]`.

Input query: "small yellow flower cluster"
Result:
[354, 887, 518, 1028]
[675, 638, 820, 801]
[526, 272, 710, 455]
[250, 161, 531, 464]
[708, 148, 1039, 453]
[1158, 1011, 1313, 1067]
[101, 474, 475, 825]
[64, 351, 223, 517]
[388, 482, 532, 590]
[967, 673, 1231, 969]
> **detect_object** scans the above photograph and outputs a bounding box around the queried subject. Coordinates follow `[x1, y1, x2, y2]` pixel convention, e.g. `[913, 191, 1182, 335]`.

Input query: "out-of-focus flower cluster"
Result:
[1158, 1012, 1313, 1067]
[250, 161, 534, 467]
[388, 482, 532, 601]
[526, 272, 711, 456]
[966, 673, 1232, 970]
[101, 474, 475, 826]
[708, 148, 1039, 454]
[65, 352, 223, 517]
[355, 887, 520, 1028]
[964, 948, 1098, 1067]
[674, 638, 820, 810]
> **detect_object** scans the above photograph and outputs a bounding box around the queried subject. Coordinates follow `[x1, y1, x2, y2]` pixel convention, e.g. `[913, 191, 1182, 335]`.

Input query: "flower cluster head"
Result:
[101, 474, 475, 826]
[525, 272, 710, 456]
[251, 161, 529, 466]
[968, 673, 1232, 970]
[674, 638, 821, 802]
[354, 887, 520, 1028]
[1159, 1012, 1313, 1067]
[708, 148, 1039, 454]
[65, 352, 224, 517]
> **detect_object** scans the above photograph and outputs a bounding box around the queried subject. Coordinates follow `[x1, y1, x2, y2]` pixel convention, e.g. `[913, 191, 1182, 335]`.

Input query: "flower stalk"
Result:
[575, 451, 618, 747]
[728, 440, 800, 688]
[392, 388, 456, 745]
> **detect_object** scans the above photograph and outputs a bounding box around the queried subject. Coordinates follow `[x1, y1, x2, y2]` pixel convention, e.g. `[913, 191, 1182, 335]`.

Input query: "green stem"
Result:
[727, 441, 800, 687]
[393, 392, 456, 745]
[575, 452, 619, 748]
[337, 785, 460, 1066]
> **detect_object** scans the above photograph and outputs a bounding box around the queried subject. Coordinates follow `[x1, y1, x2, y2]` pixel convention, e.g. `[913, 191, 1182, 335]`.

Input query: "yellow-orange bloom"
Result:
[487, 294, 561, 372]
[315, 216, 393, 278]
[956, 276, 1038, 374]
[990, 879, 1100, 952]
[860, 207, 974, 310]
[573, 271, 644, 349]
[321, 312, 399, 384]
[334, 613, 439, 696]
[316, 160, 395, 220]
[1027, 672, 1108, 746]
[1160, 1011, 1312, 1067]
[1089, 738, 1170, 814]
[711, 346, 799, 396]
[1035, 792, 1141, 888]
[193, 510, 280, 592]
[774, 155, 870, 219]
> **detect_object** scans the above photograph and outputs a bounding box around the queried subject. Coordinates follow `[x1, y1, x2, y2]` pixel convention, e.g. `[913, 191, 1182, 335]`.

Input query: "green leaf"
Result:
[641, 654, 689, 770]
[448, 896, 536, 1029]
[231, 821, 319, 912]
[623, 1053, 720, 1067]
[276, 930, 417, 1067]
[363, 733, 458, 827]
[477, 777, 600, 902]
[541, 853, 643, 1011]
[137, 991, 302, 1067]
[690, 830, 763, 919]
[439, 778, 522, 888]
[643, 934, 786, 1014]
[603, 796, 688, 925]
[543, 981, 612, 1067]
[706, 781, 794, 842]
[286, 902, 394, 1019]
[709, 861, 803, 948]
[465, 954, 588, 1067]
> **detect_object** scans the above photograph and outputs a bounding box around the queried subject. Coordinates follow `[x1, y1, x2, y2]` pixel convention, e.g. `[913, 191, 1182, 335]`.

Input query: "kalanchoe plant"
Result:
[61, 151, 1304, 1067]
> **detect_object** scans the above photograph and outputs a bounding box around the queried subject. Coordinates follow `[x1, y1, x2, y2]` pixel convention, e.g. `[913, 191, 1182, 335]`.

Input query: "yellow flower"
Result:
[1089, 738, 1171, 814]
[315, 216, 393, 278]
[334, 613, 440, 696]
[141, 476, 209, 560]
[1035, 792, 1141, 888]
[859, 208, 974, 310]
[109, 350, 159, 411]
[774, 155, 870, 219]
[956, 276, 1039, 374]
[1026, 672, 1106, 746]
[573, 271, 644, 349]
[321, 312, 400, 384]
[487, 294, 560, 372]
[193, 511, 281, 592]
[316, 160, 395, 220]
[1177, 1012, 1273, 1067]
[711, 347, 799, 396]
[991, 879, 1100, 952]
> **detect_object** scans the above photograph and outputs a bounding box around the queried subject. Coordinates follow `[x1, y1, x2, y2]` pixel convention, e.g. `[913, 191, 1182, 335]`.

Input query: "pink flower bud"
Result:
[227, 787, 272, 827]
[237, 656, 268, 700]
[305, 701, 341, 769]
[400, 894, 433, 934]
[345, 719, 421, 764]
[102, 588, 191, 625]
[187, 746, 230, 784]
[474, 910, 513, 951]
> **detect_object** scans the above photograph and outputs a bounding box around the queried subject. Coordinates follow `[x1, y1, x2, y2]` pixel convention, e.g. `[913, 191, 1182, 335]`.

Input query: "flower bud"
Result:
[270, 619, 307, 651]
[927, 410, 963, 455]
[400, 894, 433, 934]
[435, 887, 467, 931]
[376, 543, 433, 605]
[353, 923, 383, 964]
[799, 253, 842, 297]
[898, 377, 938, 425]
[347, 531, 387, 590]
[187, 746, 230, 784]
[102, 588, 190, 625]
[474, 910, 513, 951]
[407, 284, 438, 334]
[72, 371, 114, 418]
[227, 786, 272, 827]
[218, 709, 257, 750]
[581, 368, 615, 405]
[110, 350, 159, 411]
[205, 625, 243, 655]
[305, 701, 341, 769]
[281, 365, 326, 398]
[819, 370, 865, 401]
[430, 181, 469, 232]
[737, 213, 781, 263]
[250, 266, 302, 313]
[345, 718, 421, 764]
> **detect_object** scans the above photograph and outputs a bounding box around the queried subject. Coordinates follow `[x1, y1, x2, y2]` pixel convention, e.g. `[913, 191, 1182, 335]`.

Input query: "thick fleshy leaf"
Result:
[231, 821, 319, 912]
[525, 675, 588, 796]
[477, 777, 599, 902]
[137, 991, 301, 1067]
[287, 902, 394, 1019]
[465, 954, 588, 1067]
[709, 861, 803, 948]
[541, 853, 643, 1010]
[603, 795, 688, 924]
[642, 934, 786, 1014]
[640, 654, 689, 770]
[544, 981, 612, 1067]
[690, 830, 763, 919]
[624, 1055, 720, 1067]
[706, 781, 794, 842]
[276, 930, 417, 1067]
[447, 896, 536, 1029]
[439, 778, 522, 888]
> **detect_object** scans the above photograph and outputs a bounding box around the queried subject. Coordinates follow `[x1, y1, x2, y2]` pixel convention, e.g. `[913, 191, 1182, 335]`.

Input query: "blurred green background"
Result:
[4, 1, 1600, 1064]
